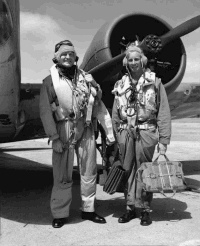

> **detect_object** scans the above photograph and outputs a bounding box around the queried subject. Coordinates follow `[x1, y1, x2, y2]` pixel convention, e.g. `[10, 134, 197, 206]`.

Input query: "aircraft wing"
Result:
[170, 83, 200, 120]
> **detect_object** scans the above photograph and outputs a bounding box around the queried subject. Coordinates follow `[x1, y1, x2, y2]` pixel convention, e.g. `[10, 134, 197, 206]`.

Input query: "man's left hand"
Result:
[158, 143, 167, 155]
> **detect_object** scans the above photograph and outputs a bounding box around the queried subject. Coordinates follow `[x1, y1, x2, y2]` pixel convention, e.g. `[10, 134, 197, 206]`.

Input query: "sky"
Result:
[19, 0, 200, 85]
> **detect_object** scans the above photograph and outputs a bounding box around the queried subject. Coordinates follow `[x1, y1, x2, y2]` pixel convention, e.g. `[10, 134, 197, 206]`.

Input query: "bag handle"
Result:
[153, 153, 170, 164]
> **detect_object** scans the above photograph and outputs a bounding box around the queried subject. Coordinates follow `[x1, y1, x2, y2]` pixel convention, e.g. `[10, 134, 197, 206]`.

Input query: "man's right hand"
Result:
[52, 139, 63, 153]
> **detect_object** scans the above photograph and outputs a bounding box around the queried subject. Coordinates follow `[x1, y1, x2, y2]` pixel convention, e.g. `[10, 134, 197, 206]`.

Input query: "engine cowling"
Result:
[80, 13, 186, 109]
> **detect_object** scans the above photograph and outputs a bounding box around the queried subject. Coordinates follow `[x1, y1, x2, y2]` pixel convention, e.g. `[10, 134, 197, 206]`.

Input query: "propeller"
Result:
[89, 15, 200, 82]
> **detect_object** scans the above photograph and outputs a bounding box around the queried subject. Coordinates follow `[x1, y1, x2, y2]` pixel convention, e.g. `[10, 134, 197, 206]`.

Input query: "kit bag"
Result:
[136, 154, 187, 197]
[103, 160, 126, 194]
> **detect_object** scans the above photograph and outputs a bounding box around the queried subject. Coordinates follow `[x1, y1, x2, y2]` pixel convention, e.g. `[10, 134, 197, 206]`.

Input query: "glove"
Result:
[52, 138, 64, 153]
[84, 74, 98, 87]
[157, 143, 167, 155]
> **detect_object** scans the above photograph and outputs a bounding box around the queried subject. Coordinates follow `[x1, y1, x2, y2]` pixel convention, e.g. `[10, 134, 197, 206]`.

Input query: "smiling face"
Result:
[54, 43, 77, 68]
[127, 51, 143, 73]
[58, 51, 76, 68]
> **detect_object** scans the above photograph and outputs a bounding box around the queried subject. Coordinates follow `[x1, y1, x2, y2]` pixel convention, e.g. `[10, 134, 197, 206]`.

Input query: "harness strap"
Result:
[119, 122, 156, 131]
[50, 65, 80, 147]
[86, 93, 95, 126]
[78, 69, 97, 127]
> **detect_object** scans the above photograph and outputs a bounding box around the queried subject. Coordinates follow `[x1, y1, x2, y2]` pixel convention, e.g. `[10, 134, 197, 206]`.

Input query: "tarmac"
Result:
[0, 105, 200, 246]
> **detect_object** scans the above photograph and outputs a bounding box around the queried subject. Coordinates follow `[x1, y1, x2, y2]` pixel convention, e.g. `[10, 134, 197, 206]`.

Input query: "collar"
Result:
[57, 64, 77, 80]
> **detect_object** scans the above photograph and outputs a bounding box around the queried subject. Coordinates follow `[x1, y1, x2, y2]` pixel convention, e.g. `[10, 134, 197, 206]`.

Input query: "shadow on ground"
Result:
[0, 153, 197, 226]
[182, 160, 200, 191]
[182, 160, 200, 174]
[96, 195, 192, 223]
[0, 153, 99, 225]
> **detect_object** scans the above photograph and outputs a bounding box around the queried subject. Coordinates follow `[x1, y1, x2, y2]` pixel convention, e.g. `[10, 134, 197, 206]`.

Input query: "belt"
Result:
[119, 123, 156, 130]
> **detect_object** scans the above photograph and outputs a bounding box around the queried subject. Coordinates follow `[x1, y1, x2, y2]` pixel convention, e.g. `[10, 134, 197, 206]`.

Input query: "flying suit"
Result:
[112, 69, 171, 211]
[40, 65, 114, 219]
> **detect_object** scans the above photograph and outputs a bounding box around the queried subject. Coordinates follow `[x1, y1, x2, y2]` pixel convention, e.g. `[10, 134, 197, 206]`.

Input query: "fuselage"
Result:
[0, 0, 21, 142]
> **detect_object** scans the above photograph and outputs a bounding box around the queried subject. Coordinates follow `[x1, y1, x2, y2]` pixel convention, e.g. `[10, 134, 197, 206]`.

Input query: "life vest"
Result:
[112, 69, 158, 125]
[50, 65, 115, 143]
[50, 65, 90, 121]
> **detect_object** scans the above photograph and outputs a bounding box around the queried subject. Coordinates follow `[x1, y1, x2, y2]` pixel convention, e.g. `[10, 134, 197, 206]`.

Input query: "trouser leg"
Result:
[121, 129, 158, 211]
[117, 129, 135, 172]
[76, 125, 97, 212]
[50, 121, 73, 218]
[134, 130, 158, 211]
[117, 129, 136, 210]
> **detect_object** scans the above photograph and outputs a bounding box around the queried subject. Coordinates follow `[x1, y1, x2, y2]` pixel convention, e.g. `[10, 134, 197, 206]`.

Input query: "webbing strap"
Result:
[86, 93, 95, 126]
[154, 154, 176, 198]
[119, 123, 156, 130]
[78, 69, 96, 127]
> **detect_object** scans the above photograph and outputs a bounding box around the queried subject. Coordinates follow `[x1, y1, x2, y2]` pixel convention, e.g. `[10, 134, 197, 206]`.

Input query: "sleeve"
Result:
[39, 81, 59, 141]
[156, 82, 171, 145]
[112, 98, 120, 135]
[89, 74, 102, 100]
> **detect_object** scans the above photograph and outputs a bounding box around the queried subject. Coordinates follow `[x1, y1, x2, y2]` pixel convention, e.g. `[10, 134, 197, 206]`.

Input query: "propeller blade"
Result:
[88, 53, 125, 83]
[160, 15, 200, 46]
[139, 15, 200, 54]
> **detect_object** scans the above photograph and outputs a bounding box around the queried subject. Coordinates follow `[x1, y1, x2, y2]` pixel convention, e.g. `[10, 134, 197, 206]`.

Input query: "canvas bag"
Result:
[136, 154, 187, 197]
[103, 149, 128, 195]
[103, 160, 126, 194]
